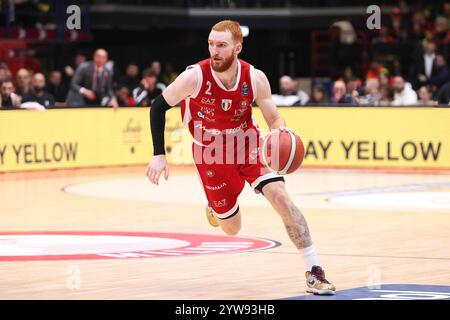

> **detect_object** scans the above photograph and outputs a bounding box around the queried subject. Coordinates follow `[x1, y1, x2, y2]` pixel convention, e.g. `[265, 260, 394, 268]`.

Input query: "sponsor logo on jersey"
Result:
[194, 121, 248, 135]
[242, 82, 249, 96]
[231, 104, 248, 122]
[197, 111, 215, 122]
[201, 97, 216, 106]
[231, 113, 246, 122]
[221, 99, 232, 111]
[206, 182, 227, 191]
[200, 106, 215, 117]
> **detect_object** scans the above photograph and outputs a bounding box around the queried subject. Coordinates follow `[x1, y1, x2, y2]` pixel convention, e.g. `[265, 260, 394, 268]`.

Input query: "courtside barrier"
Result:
[0, 107, 448, 172]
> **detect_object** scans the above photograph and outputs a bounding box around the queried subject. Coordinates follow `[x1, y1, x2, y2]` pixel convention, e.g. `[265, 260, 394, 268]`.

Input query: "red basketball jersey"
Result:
[180, 58, 259, 146]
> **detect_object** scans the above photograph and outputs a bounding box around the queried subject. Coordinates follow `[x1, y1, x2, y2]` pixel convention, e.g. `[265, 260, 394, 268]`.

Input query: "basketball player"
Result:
[146, 20, 335, 295]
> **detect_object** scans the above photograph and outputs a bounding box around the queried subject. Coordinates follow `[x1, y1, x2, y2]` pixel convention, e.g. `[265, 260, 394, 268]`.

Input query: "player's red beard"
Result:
[210, 52, 235, 72]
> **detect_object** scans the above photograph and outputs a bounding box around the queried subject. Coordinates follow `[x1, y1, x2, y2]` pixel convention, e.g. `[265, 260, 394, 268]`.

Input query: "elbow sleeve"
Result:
[150, 94, 172, 155]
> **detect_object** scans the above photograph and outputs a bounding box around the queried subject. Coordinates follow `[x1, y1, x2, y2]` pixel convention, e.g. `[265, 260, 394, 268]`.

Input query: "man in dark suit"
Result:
[66, 49, 118, 107]
[410, 41, 437, 90]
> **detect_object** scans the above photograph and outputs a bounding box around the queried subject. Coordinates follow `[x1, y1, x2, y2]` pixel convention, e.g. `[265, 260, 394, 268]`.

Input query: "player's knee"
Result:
[272, 191, 292, 212]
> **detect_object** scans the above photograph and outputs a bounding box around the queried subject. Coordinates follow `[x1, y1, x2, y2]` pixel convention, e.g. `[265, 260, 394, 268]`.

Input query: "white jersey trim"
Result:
[210, 60, 242, 92]
[250, 172, 282, 192]
[212, 201, 239, 219]
[183, 97, 192, 127]
[249, 64, 257, 102]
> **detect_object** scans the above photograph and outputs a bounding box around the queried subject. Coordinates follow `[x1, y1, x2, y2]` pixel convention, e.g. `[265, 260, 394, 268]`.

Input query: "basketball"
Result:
[261, 129, 305, 175]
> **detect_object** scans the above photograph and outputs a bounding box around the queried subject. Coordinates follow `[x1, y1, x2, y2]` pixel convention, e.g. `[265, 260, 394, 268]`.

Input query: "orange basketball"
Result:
[261, 129, 305, 175]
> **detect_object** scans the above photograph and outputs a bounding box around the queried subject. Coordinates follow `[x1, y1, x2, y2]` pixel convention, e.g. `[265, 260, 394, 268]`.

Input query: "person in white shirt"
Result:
[272, 75, 308, 106]
[293, 79, 310, 105]
[392, 76, 418, 106]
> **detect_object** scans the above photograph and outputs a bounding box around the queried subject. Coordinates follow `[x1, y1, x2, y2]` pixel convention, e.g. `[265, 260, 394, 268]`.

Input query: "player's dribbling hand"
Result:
[146, 155, 170, 185]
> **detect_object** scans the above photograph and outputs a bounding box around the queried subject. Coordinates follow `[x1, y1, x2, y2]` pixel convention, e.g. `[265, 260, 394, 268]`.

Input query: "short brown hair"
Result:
[142, 68, 157, 78]
[211, 20, 243, 44]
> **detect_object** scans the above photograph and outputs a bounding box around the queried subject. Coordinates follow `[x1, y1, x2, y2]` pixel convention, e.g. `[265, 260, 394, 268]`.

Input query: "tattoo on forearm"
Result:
[284, 204, 312, 249]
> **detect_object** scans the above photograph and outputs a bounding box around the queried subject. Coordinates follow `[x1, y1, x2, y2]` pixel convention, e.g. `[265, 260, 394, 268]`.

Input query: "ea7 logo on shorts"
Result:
[214, 199, 227, 208]
[221, 99, 232, 111]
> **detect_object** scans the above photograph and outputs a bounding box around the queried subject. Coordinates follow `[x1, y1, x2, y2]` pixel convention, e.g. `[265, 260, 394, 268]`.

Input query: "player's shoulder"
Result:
[253, 68, 269, 84]
[174, 66, 199, 88]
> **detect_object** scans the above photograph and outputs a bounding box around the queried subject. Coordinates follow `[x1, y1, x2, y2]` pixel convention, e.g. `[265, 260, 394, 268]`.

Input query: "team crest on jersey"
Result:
[239, 100, 248, 108]
[221, 99, 232, 111]
[242, 82, 249, 96]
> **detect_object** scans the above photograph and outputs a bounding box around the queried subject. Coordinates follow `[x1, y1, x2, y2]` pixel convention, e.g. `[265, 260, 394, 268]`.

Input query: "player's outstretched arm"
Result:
[254, 69, 286, 130]
[146, 68, 198, 185]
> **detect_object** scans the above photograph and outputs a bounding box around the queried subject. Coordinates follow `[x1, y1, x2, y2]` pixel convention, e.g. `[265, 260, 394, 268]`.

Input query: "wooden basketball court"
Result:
[0, 165, 449, 299]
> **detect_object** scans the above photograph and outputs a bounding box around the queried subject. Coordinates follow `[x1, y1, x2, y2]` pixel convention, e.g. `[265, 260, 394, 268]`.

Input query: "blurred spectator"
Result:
[66, 49, 118, 108]
[309, 85, 328, 105]
[392, 76, 418, 105]
[132, 68, 163, 106]
[150, 61, 162, 76]
[22, 73, 55, 108]
[429, 54, 450, 89]
[293, 79, 309, 105]
[272, 75, 304, 106]
[359, 78, 381, 106]
[330, 20, 362, 77]
[64, 53, 87, 82]
[379, 85, 395, 105]
[331, 80, 357, 105]
[366, 61, 389, 80]
[435, 81, 450, 105]
[387, 7, 409, 42]
[15, 68, 33, 98]
[379, 72, 391, 87]
[115, 84, 136, 107]
[417, 85, 437, 105]
[343, 66, 354, 82]
[0, 79, 21, 109]
[410, 40, 437, 89]
[45, 71, 68, 104]
[409, 11, 427, 41]
[149, 60, 167, 91]
[106, 59, 121, 84]
[444, 3, 450, 20]
[433, 16, 450, 56]
[0, 63, 12, 83]
[371, 26, 395, 45]
[161, 63, 179, 86]
[119, 63, 140, 92]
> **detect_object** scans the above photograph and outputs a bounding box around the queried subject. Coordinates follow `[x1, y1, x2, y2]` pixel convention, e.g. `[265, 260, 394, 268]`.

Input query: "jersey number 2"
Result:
[205, 81, 212, 95]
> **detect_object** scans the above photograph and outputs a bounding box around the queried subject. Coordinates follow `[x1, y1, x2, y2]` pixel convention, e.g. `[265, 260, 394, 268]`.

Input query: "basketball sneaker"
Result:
[305, 265, 336, 295]
[206, 204, 220, 228]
